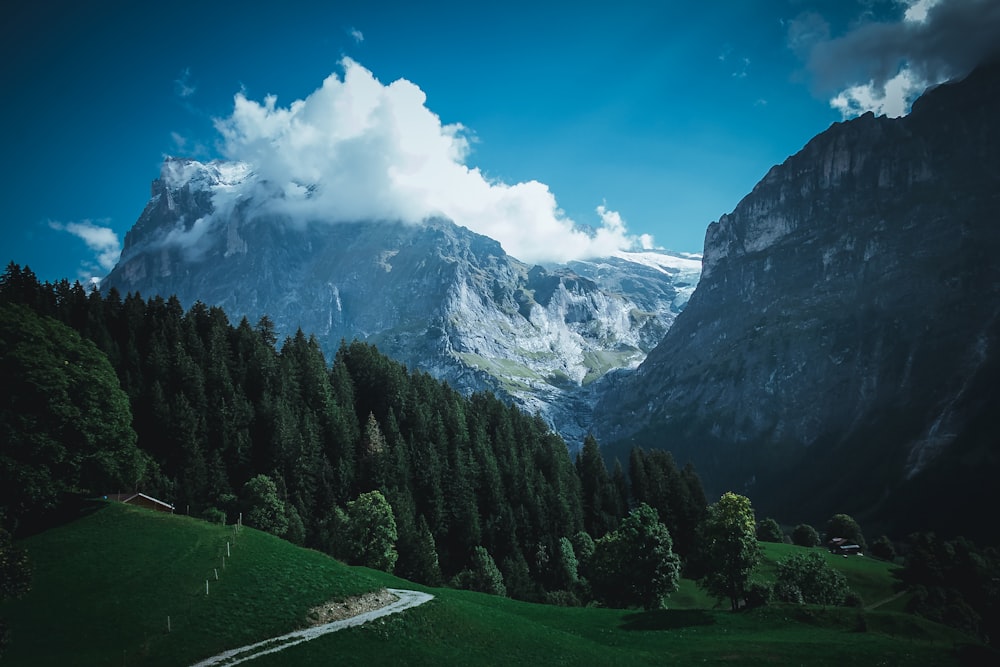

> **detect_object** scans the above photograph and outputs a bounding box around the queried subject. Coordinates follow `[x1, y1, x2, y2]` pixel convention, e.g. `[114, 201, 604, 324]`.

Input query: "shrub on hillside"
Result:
[775, 552, 851, 606]
[744, 580, 773, 609]
[870, 535, 896, 562]
[544, 589, 582, 607]
[201, 507, 226, 525]
[757, 518, 784, 543]
[792, 524, 820, 547]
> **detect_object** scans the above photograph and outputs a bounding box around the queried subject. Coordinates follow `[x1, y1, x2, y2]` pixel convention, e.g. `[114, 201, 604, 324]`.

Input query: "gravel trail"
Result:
[189, 588, 434, 666]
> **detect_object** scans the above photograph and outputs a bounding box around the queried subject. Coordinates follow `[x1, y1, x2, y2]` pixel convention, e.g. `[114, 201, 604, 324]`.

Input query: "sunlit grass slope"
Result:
[1, 501, 380, 667]
[1, 502, 983, 667]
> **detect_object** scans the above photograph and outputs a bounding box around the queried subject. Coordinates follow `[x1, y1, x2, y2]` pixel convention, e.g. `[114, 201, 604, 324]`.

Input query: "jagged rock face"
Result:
[104, 160, 700, 447]
[595, 62, 1000, 532]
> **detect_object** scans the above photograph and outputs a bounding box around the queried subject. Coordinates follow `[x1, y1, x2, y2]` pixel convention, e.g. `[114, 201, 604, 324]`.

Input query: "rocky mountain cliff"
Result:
[102, 160, 700, 446]
[594, 61, 1000, 536]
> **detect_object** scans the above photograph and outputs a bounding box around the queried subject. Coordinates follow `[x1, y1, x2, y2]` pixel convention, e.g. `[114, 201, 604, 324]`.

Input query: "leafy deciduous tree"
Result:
[757, 518, 784, 543]
[553, 536, 580, 590]
[590, 503, 681, 610]
[774, 551, 851, 606]
[825, 513, 866, 551]
[242, 474, 288, 536]
[897, 532, 1000, 642]
[0, 304, 145, 528]
[870, 535, 896, 562]
[792, 523, 821, 548]
[698, 492, 761, 611]
[345, 490, 398, 573]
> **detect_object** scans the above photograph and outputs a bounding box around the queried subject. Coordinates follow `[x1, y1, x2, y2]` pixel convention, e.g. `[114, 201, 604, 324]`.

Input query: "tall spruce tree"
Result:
[576, 434, 618, 538]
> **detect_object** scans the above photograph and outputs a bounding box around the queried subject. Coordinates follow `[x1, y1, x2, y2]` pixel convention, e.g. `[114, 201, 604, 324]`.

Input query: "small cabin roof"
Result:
[105, 492, 175, 510]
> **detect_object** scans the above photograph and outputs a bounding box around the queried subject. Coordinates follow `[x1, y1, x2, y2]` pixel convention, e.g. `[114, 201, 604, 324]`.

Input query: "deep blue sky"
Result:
[2, 0, 995, 282]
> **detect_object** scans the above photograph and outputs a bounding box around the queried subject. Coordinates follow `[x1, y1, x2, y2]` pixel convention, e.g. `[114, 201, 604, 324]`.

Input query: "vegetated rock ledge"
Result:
[305, 588, 398, 626]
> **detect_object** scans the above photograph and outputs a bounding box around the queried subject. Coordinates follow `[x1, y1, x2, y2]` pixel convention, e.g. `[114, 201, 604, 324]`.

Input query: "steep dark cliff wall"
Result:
[596, 61, 1000, 536]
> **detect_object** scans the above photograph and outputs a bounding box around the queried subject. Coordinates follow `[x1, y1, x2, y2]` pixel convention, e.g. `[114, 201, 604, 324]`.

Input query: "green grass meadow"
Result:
[756, 541, 904, 608]
[1, 502, 988, 666]
[1, 502, 379, 666]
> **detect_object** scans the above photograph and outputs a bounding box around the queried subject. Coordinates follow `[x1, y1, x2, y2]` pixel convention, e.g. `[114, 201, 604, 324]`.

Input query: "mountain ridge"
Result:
[103, 163, 700, 446]
[593, 60, 1000, 536]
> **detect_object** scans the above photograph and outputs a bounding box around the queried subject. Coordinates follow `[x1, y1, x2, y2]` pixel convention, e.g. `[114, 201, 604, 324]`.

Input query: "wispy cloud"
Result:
[732, 57, 750, 79]
[171, 131, 188, 151]
[48, 220, 122, 283]
[791, 0, 1000, 118]
[718, 46, 750, 78]
[349, 27, 364, 44]
[169, 130, 209, 158]
[208, 58, 648, 264]
[174, 67, 196, 98]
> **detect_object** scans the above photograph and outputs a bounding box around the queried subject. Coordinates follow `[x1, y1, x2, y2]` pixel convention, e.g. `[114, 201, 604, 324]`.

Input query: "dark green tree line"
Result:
[0, 263, 712, 606]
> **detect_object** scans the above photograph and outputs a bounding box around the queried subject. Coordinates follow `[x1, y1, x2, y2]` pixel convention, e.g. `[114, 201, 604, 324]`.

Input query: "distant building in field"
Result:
[828, 537, 862, 555]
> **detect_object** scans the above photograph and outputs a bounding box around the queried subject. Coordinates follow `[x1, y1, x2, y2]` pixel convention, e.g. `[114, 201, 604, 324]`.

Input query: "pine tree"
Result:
[576, 434, 617, 538]
[460, 546, 506, 597]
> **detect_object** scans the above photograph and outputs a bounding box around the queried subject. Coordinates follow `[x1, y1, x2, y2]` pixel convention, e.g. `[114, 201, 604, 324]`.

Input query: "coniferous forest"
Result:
[5, 262, 1000, 649]
[0, 263, 709, 603]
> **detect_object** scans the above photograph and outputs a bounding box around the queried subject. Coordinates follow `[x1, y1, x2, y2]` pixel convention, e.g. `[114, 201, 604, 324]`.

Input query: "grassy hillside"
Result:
[0, 501, 381, 667]
[1, 501, 986, 666]
[757, 542, 904, 609]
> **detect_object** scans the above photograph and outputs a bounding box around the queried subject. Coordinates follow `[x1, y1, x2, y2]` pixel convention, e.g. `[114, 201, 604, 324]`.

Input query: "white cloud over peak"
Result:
[211, 58, 646, 264]
[49, 220, 122, 283]
[793, 0, 1000, 119]
[830, 67, 924, 118]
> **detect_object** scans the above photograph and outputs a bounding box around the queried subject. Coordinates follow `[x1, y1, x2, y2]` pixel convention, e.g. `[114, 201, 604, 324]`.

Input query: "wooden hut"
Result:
[105, 492, 175, 513]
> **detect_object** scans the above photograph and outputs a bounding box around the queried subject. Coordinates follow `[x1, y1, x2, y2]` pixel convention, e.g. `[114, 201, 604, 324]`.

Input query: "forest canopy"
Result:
[0, 263, 707, 602]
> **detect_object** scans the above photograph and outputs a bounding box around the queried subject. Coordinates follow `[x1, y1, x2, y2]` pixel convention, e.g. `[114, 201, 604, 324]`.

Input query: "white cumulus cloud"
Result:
[902, 0, 939, 23]
[49, 220, 122, 283]
[211, 58, 646, 264]
[830, 66, 926, 118]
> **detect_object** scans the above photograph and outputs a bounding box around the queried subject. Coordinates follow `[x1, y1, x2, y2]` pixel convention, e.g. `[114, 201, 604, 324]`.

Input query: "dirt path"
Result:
[190, 588, 434, 667]
[865, 590, 907, 610]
